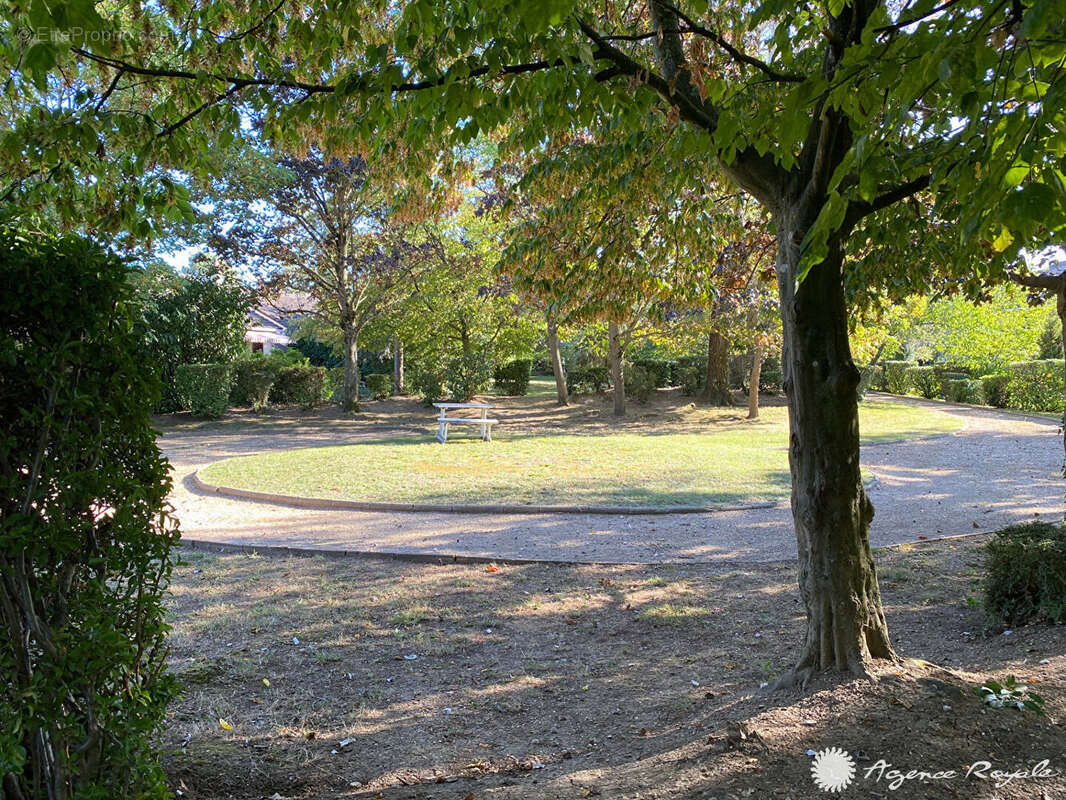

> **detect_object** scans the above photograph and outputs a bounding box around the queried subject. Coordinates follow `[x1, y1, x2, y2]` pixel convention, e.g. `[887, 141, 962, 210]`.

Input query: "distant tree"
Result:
[205, 153, 417, 411]
[132, 256, 253, 411]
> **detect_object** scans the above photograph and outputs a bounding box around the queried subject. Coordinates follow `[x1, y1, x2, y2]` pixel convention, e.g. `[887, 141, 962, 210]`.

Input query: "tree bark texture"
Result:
[748, 342, 764, 420]
[392, 339, 404, 395]
[547, 317, 568, 406]
[775, 214, 894, 685]
[342, 325, 361, 412]
[608, 320, 625, 417]
[700, 329, 733, 405]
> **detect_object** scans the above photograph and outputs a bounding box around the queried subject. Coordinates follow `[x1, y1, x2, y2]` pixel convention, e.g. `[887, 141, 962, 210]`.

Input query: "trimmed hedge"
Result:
[979, 373, 1010, 408]
[1005, 360, 1066, 412]
[857, 364, 884, 399]
[494, 358, 533, 395]
[411, 369, 446, 405]
[365, 373, 391, 400]
[984, 523, 1066, 625]
[624, 364, 656, 402]
[175, 363, 233, 418]
[943, 378, 982, 405]
[566, 365, 611, 394]
[231, 358, 278, 412]
[631, 358, 673, 388]
[883, 360, 914, 394]
[678, 364, 702, 396]
[272, 365, 327, 409]
[1, 230, 179, 798]
[903, 365, 939, 398]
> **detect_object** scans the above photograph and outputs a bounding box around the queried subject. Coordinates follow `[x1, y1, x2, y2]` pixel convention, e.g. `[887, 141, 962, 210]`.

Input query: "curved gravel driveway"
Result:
[160, 397, 1065, 564]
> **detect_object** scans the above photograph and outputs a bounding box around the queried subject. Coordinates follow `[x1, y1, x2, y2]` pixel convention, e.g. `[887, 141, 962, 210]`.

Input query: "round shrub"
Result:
[365, 372, 392, 400]
[1005, 360, 1065, 412]
[494, 358, 532, 395]
[984, 523, 1066, 625]
[677, 364, 703, 396]
[0, 230, 180, 798]
[979, 373, 1010, 407]
[175, 363, 233, 418]
[272, 365, 327, 408]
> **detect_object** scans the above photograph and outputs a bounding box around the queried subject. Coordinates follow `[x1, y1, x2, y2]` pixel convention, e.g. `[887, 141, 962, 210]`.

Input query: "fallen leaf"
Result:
[219, 718, 233, 731]
[262, 678, 270, 687]
[485, 563, 499, 573]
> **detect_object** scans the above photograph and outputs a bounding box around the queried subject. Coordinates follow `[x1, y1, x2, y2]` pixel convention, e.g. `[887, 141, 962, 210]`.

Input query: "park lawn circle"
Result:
[198, 402, 962, 509]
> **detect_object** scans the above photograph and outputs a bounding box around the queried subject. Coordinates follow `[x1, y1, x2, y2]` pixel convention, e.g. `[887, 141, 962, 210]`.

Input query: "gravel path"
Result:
[160, 397, 1065, 564]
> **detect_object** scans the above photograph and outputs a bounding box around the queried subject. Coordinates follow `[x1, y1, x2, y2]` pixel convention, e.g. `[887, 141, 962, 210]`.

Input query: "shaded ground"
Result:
[158, 389, 1065, 563]
[163, 536, 1066, 800]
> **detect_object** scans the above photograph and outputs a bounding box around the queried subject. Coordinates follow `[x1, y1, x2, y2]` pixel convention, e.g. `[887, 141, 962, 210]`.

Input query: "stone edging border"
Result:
[177, 528, 994, 567]
[190, 469, 782, 516]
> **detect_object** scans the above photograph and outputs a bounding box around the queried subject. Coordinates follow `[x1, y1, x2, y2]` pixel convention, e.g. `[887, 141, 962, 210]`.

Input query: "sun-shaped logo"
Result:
[810, 746, 856, 792]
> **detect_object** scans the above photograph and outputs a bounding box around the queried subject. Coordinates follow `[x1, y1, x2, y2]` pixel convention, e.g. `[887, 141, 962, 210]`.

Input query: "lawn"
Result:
[162, 538, 1066, 800]
[198, 400, 961, 508]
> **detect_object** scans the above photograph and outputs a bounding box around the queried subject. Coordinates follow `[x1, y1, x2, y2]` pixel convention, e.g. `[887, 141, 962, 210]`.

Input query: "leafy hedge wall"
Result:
[1005, 360, 1066, 412]
[175, 363, 233, 418]
[494, 358, 532, 395]
[1, 230, 179, 798]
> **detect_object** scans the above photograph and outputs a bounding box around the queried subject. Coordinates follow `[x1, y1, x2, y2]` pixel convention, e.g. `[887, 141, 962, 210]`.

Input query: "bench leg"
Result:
[436, 421, 447, 444]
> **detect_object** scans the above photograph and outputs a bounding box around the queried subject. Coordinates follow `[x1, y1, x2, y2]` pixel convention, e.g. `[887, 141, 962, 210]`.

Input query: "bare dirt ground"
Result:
[156, 390, 1066, 563]
[163, 536, 1066, 800]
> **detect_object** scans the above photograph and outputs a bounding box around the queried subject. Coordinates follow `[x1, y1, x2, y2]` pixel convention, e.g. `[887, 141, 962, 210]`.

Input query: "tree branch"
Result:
[842, 174, 931, 231]
[659, 1, 806, 82]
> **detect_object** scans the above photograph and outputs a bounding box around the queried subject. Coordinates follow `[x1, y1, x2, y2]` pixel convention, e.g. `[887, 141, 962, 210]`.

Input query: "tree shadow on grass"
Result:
[162, 540, 1066, 800]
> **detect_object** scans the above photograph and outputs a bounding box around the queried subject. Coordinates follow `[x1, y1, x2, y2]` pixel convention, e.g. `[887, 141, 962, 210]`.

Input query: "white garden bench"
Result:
[433, 402, 498, 443]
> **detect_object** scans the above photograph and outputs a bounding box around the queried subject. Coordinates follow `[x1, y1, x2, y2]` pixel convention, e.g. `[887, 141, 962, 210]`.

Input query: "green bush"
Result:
[904, 365, 939, 398]
[984, 523, 1066, 625]
[231, 357, 279, 412]
[494, 358, 533, 395]
[293, 336, 344, 367]
[979, 373, 1010, 407]
[944, 378, 982, 405]
[678, 364, 703, 396]
[1005, 360, 1066, 412]
[857, 364, 884, 399]
[325, 366, 346, 403]
[1037, 316, 1063, 360]
[175, 363, 233, 418]
[674, 355, 704, 386]
[631, 358, 673, 388]
[566, 365, 611, 394]
[0, 230, 180, 798]
[412, 368, 446, 405]
[365, 373, 392, 400]
[447, 352, 493, 402]
[882, 360, 914, 394]
[938, 370, 969, 398]
[624, 364, 656, 402]
[272, 365, 327, 408]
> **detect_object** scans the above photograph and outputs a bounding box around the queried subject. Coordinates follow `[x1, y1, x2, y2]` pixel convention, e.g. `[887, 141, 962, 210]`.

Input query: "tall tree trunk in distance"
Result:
[342, 324, 361, 412]
[547, 316, 568, 406]
[775, 215, 894, 686]
[608, 320, 625, 417]
[700, 329, 733, 405]
[748, 341, 764, 420]
[1058, 288, 1065, 473]
[392, 339, 404, 395]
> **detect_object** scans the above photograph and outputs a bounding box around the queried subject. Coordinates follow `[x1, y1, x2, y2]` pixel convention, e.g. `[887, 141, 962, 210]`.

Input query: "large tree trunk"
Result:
[748, 341, 764, 420]
[700, 329, 733, 405]
[547, 316, 568, 406]
[608, 320, 625, 417]
[775, 216, 894, 686]
[342, 324, 361, 412]
[392, 338, 404, 395]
